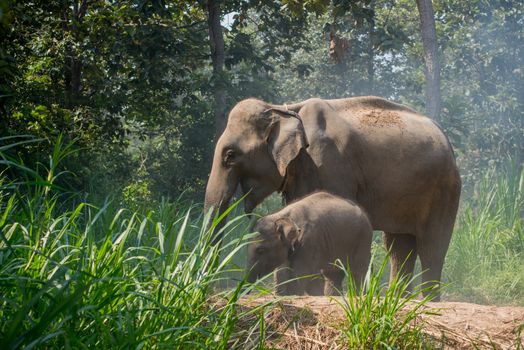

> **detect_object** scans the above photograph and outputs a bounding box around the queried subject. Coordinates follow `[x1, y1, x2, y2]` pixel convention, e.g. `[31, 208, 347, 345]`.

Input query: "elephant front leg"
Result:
[303, 277, 324, 296]
[274, 262, 303, 295]
[274, 265, 290, 295]
[382, 232, 417, 289]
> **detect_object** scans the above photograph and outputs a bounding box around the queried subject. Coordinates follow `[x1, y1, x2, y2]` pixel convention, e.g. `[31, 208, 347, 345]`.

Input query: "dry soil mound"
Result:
[239, 296, 524, 349]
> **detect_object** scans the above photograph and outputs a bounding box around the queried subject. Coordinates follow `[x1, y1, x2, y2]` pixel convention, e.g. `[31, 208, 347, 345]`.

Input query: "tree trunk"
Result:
[416, 0, 441, 121]
[207, 0, 227, 138]
[367, 2, 375, 93]
[63, 0, 87, 108]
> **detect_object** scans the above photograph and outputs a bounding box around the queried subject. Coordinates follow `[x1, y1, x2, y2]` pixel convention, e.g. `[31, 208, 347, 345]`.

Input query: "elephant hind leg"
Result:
[416, 171, 461, 302]
[418, 186, 459, 301]
[418, 236, 448, 301]
[418, 220, 453, 301]
[382, 232, 417, 287]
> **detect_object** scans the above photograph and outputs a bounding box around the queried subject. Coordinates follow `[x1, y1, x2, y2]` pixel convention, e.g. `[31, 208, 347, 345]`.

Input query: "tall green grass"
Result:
[0, 136, 268, 349]
[337, 255, 437, 349]
[444, 163, 524, 305]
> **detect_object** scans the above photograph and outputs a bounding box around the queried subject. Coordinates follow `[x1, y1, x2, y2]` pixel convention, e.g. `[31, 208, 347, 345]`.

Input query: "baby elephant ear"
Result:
[275, 217, 301, 251]
[264, 108, 308, 178]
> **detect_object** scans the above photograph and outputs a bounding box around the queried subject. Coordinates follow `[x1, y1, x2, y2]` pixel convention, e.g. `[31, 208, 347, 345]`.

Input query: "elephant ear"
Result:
[275, 217, 301, 251]
[264, 108, 309, 178]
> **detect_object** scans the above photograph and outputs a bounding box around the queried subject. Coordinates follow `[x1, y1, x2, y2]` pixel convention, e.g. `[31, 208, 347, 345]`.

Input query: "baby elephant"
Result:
[246, 191, 372, 295]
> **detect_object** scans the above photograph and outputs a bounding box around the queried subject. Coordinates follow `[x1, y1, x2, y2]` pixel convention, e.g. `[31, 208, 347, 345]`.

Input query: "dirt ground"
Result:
[238, 296, 524, 349]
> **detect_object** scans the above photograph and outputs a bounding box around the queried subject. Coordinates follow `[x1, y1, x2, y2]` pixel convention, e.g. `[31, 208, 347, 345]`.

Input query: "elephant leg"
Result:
[417, 189, 459, 301]
[350, 237, 372, 293]
[287, 281, 307, 295]
[274, 262, 305, 295]
[275, 263, 309, 295]
[349, 259, 369, 293]
[274, 265, 291, 295]
[418, 216, 454, 301]
[322, 269, 344, 296]
[418, 235, 448, 301]
[382, 232, 417, 287]
[305, 276, 325, 296]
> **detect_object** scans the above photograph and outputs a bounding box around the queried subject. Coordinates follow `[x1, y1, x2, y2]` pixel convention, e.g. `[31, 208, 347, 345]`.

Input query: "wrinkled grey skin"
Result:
[246, 192, 372, 296]
[204, 96, 461, 300]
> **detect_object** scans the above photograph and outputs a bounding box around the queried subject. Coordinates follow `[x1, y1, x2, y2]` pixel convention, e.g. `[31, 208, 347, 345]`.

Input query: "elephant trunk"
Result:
[246, 270, 258, 284]
[245, 257, 260, 284]
[203, 162, 239, 244]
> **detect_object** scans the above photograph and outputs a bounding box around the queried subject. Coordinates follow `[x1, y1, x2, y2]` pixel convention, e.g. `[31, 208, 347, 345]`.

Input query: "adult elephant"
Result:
[204, 96, 461, 300]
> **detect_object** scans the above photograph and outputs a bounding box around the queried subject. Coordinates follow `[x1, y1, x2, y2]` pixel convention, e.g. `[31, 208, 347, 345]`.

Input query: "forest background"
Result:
[2, 0, 522, 204]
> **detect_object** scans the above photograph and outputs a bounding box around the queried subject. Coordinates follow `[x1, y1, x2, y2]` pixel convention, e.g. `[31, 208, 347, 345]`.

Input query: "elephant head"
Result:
[246, 217, 301, 283]
[203, 99, 308, 240]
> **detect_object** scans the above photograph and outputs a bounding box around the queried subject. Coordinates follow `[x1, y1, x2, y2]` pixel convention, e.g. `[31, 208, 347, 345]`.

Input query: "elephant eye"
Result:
[223, 149, 236, 167]
[255, 246, 265, 254]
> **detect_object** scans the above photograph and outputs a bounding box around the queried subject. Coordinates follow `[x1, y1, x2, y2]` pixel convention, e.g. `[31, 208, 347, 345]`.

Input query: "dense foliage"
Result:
[0, 139, 263, 349]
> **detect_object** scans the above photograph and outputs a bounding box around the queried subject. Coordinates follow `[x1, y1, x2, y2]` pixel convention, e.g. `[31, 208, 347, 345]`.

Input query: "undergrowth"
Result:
[1, 135, 523, 349]
[337, 256, 438, 349]
[444, 163, 524, 305]
[0, 136, 267, 349]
